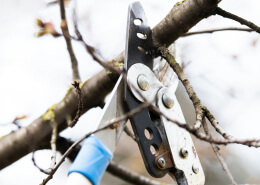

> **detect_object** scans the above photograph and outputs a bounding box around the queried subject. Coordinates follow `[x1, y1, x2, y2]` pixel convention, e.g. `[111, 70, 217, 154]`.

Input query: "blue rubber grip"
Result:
[68, 136, 113, 185]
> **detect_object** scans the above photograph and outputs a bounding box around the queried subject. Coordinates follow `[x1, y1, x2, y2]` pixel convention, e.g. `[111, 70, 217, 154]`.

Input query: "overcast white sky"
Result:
[1, 0, 260, 184]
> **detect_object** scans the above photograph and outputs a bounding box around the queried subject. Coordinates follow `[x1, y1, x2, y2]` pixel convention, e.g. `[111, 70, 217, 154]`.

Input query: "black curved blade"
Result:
[124, 2, 169, 178]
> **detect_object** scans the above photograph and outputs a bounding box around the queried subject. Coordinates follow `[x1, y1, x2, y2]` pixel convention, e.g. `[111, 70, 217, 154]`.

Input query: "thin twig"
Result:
[48, 124, 58, 172]
[160, 49, 225, 135]
[158, 46, 204, 129]
[32, 152, 50, 175]
[202, 119, 237, 185]
[158, 46, 228, 135]
[182, 27, 253, 37]
[157, 47, 260, 147]
[12, 115, 27, 129]
[71, 10, 121, 74]
[68, 81, 83, 127]
[58, 0, 81, 81]
[12, 120, 21, 129]
[215, 7, 260, 34]
[40, 125, 114, 185]
[204, 107, 232, 140]
[151, 103, 260, 147]
[124, 126, 138, 143]
[65, 32, 121, 74]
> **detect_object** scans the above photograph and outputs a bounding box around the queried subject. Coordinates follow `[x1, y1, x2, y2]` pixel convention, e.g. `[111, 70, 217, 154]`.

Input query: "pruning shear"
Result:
[67, 2, 205, 185]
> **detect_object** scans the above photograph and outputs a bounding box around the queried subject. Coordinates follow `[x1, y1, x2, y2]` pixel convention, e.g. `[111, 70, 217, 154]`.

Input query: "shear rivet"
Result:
[162, 93, 174, 108]
[137, 74, 149, 91]
[181, 147, 189, 158]
[192, 164, 199, 174]
[157, 157, 166, 169]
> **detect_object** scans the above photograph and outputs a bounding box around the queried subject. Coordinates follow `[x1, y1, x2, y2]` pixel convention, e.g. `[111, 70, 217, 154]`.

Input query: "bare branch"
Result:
[124, 126, 138, 143]
[204, 107, 232, 140]
[58, 0, 81, 81]
[32, 152, 50, 175]
[68, 81, 83, 127]
[157, 46, 204, 129]
[157, 46, 260, 147]
[48, 123, 58, 172]
[202, 119, 237, 185]
[40, 123, 116, 185]
[12, 115, 27, 129]
[0, 70, 116, 170]
[215, 7, 260, 34]
[151, 103, 260, 147]
[71, 11, 121, 74]
[182, 27, 253, 37]
[152, 0, 219, 47]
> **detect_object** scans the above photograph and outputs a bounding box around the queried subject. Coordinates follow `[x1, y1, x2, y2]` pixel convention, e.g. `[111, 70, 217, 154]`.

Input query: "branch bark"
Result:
[202, 120, 237, 185]
[152, 0, 218, 47]
[0, 70, 116, 169]
[0, 0, 221, 170]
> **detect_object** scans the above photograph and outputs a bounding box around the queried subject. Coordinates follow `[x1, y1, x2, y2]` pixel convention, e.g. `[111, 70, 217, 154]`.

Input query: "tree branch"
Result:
[40, 123, 114, 185]
[151, 101, 260, 147]
[182, 27, 253, 37]
[152, 0, 219, 47]
[0, 70, 116, 170]
[157, 46, 204, 129]
[32, 151, 50, 175]
[202, 119, 237, 185]
[215, 7, 260, 34]
[157, 46, 260, 147]
[204, 107, 232, 140]
[59, 0, 81, 81]
[124, 126, 138, 143]
[48, 123, 58, 172]
[68, 81, 83, 127]
[71, 12, 121, 74]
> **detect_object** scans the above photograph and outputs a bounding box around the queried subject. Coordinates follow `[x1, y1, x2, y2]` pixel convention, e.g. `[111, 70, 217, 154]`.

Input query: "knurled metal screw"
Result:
[137, 74, 149, 91]
[181, 147, 189, 158]
[192, 164, 199, 174]
[162, 93, 174, 108]
[157, 157, 166, 169]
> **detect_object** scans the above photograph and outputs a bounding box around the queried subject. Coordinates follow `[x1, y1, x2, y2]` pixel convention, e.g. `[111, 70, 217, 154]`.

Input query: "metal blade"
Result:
[127, 63, 205, 185]
[125, 1, 153, 71]
[124, 2, 170, 178]
[95, 75, 126, 153]
[157, 87, 205, 185]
